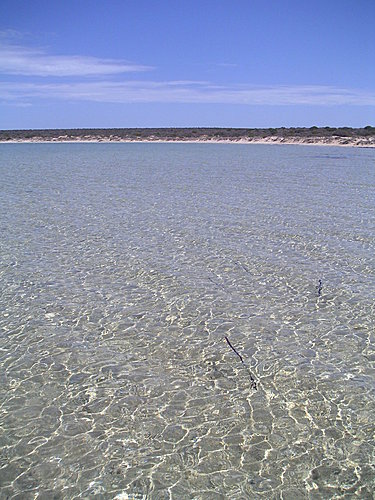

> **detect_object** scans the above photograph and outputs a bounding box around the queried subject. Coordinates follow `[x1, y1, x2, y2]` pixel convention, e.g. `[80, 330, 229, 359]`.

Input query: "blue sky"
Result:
[0, 0, 374, 129]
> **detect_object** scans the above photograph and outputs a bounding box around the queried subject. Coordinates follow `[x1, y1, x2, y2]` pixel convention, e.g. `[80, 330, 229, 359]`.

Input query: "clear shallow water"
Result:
[0, 143, 374, 499]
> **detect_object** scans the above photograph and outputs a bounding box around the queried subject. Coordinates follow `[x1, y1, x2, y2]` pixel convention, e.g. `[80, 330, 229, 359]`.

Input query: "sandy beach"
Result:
[1, 135, 375, 147]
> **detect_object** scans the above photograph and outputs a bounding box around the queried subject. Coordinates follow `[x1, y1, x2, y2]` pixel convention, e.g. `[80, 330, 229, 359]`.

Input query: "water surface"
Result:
[0, 143, 374, 499]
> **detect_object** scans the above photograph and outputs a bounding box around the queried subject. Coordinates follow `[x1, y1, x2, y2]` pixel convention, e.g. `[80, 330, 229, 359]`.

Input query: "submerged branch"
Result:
[316, 279, 323, 296]
[225, 336, 244, 364]
[224, 336, 258, 390]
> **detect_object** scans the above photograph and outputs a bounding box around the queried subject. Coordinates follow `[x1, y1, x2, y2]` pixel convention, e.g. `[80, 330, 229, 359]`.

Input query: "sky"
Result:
[0, 0, 374, 129]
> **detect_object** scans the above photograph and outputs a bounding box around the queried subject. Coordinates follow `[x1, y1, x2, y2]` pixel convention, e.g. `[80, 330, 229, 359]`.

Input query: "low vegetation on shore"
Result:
[1, 126, 374, 146]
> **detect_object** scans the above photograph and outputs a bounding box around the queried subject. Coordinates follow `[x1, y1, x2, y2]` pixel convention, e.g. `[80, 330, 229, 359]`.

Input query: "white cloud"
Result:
[215, 63, 238, 68]
[0, 41, 373, 108]
[0, 80, 374, 106]
[0, 29, 26, 39]
[0, 43, 151, 76]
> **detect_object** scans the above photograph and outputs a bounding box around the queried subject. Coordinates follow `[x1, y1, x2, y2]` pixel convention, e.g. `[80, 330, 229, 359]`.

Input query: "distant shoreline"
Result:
[1, 137, 375, 148]
[1, 127, 374, 148]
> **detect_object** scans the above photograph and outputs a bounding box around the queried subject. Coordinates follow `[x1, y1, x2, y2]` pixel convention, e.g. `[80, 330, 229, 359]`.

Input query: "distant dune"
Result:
[1, 127, 374, 147]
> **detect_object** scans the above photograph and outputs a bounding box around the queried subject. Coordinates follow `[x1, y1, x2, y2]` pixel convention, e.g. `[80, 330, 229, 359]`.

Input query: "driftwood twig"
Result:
[316, 279, 323, 296]
[225, 336, 244, 364]
[224, 336, 258, 390]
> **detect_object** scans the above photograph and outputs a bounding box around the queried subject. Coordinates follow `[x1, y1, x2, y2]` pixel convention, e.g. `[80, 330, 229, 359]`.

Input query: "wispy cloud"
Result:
[0, 29, 27, 40]
[0, 41, 373, 106]
[1, 80, 374, 106]
[0, 43, 152, 77]
[215, 63, 238, 68]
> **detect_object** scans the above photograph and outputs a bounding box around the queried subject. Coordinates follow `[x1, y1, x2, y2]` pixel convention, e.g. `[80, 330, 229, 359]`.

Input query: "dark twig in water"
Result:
[316, 279, 323, 297]
[208, 276, 227, 292]
[224, 336, 257, 390]
[225, 336, 244, 364]
[249, 374, 257, 390]
[234, 261, 250, 274]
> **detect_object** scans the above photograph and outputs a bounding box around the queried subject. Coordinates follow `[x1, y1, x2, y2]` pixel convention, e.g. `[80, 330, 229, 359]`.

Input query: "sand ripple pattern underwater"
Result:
[1, 143, 375, 499]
